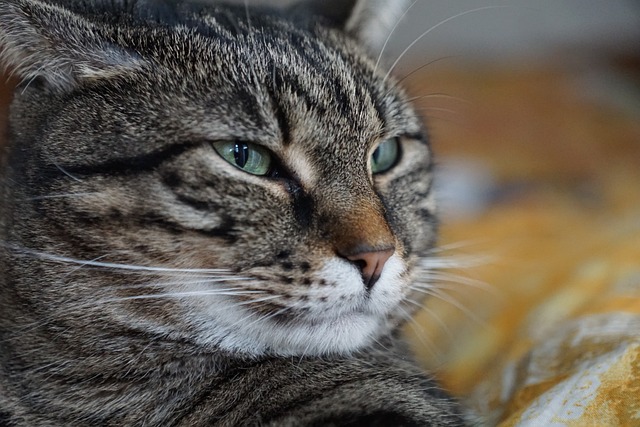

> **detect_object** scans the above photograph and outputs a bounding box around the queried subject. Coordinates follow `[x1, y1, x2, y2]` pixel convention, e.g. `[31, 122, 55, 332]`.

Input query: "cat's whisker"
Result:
[20, 192, 99, 201]
[59, 291, 263, 313]
[427, 283, 482, 298]
[52, 160, 83, 182]
[1, 286, 262, 343]
[119, 289, 264, 300]
[414, 106, 462, 116]
[386, 56, 457, 98]
[409, 285, 487, 327]
[418, 114, 467, 126]
[383, 6, 516, 84]
[396, 305, 442, 361]
[373, 0, 419, 73]
[416, 271, 500, 297]
[419, 253, 495, 270]
[86, 290, 266, 307]
[240, 302, 297, 331]
[62, 254, 113, 278]
[407, 92, 470, 105]
[3, 245, 230, 275]
[413, 107, 467, 123]
[64, 268, 240, 280]
[369, 335, 392, 352]
[404, 298, 454, 340]
[78, 268, 237, 280]
[101, 279, 252, 292]
[298, 339, 314, 364]
[422, 280, 501, 303]
[424, 239, 487, 254]
[235, 295, 283, 306]
[100, 272, 251, 286]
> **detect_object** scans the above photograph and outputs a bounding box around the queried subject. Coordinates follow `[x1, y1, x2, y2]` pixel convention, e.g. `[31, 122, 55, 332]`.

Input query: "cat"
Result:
[0, 0, 464, 425]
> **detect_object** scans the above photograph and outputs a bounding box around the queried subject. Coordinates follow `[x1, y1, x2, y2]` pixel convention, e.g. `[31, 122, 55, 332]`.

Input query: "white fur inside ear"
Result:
[345, 0, 410, 53]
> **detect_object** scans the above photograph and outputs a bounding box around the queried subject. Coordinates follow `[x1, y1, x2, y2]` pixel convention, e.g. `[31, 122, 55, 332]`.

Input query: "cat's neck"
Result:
[1, 312, 257, 424]
[1, 306, 407, 425]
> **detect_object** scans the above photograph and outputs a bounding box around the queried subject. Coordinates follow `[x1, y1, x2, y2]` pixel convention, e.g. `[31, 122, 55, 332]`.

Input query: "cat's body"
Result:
[0, 0, 463, 425]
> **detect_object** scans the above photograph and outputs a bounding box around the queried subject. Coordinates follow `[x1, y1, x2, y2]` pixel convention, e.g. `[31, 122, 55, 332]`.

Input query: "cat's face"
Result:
[1, 0, 434, 356]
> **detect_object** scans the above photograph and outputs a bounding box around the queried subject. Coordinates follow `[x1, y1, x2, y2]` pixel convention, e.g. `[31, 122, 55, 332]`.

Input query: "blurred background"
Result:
[385, 0, 640, 62]
[1, 1, 639, 424]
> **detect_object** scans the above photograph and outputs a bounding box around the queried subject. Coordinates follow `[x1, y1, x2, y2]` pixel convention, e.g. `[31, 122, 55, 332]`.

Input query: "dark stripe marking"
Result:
[61, 142, 201, 177]
[286, 181, 314, 229]
[266, 67, 291, 146]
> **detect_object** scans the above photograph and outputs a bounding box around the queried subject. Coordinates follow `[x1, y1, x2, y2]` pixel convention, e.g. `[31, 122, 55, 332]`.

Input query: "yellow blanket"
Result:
[408, 67, 640, 426]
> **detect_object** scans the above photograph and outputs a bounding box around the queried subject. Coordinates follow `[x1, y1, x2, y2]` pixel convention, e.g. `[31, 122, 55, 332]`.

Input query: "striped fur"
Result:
[0, 0, 463, 425]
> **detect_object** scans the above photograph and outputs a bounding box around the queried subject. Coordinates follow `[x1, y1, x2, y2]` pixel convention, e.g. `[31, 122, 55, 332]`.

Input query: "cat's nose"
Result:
[341, 246, 395, 290]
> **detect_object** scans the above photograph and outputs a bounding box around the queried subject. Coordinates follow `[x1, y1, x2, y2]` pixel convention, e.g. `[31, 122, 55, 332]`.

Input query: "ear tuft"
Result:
[298, 0, 410, 54]
[0, 0, 143, 91]
[344, 0, 410, 53]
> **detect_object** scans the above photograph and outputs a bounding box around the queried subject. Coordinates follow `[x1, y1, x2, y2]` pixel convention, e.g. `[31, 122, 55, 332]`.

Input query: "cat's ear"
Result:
[0, 0, 143, 91]
[300, 0, 409, 53]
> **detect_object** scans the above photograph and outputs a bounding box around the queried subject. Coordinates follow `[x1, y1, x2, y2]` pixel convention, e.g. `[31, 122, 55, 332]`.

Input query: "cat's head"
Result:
[0, 0, 436, 357]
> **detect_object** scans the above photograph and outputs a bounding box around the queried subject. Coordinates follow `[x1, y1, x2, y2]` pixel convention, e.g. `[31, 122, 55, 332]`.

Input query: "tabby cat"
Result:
[0, 0, 464, 425]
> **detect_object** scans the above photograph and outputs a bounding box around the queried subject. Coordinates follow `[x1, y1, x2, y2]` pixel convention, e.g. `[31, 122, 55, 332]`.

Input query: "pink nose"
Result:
[342, 246, 395, 290]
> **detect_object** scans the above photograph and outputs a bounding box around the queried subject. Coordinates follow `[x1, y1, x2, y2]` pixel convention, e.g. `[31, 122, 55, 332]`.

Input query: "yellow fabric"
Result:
[407, 67, 640, 426]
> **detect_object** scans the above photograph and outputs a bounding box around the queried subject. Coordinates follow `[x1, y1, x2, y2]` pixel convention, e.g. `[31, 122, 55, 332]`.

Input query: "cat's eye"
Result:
[212, 141, 273, 176]
[370, 138, 400, 174]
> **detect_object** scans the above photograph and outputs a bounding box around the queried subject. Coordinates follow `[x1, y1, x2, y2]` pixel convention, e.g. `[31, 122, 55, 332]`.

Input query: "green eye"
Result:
[370, 138, 400, 174]
[212, 141, 272, 176]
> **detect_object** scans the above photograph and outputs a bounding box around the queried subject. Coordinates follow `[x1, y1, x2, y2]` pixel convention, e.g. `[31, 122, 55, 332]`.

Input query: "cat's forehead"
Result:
[143, 10, 418, 149]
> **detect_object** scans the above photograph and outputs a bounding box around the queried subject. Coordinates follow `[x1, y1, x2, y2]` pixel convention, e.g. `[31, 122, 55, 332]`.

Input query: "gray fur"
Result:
[0, 0, 462, 425]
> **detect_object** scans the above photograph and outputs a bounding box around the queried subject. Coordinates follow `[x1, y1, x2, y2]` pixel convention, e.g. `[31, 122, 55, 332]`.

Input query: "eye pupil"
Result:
[212, 140, 274, 176]
[372, 147, 381, 164]
[234, 142, 249, 168]
[370, 138, 400, 174]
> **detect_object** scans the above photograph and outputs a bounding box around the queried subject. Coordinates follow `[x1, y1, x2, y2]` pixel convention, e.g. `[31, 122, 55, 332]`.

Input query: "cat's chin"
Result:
[218, 311, 390, 357]
[191, 256, 408, 357]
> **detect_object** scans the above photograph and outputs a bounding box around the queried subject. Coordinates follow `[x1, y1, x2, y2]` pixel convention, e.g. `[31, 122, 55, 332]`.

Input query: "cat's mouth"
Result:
[311, 255, 408, 307]
[258, 254, 409, 328]
[188, 255, 409, 356]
